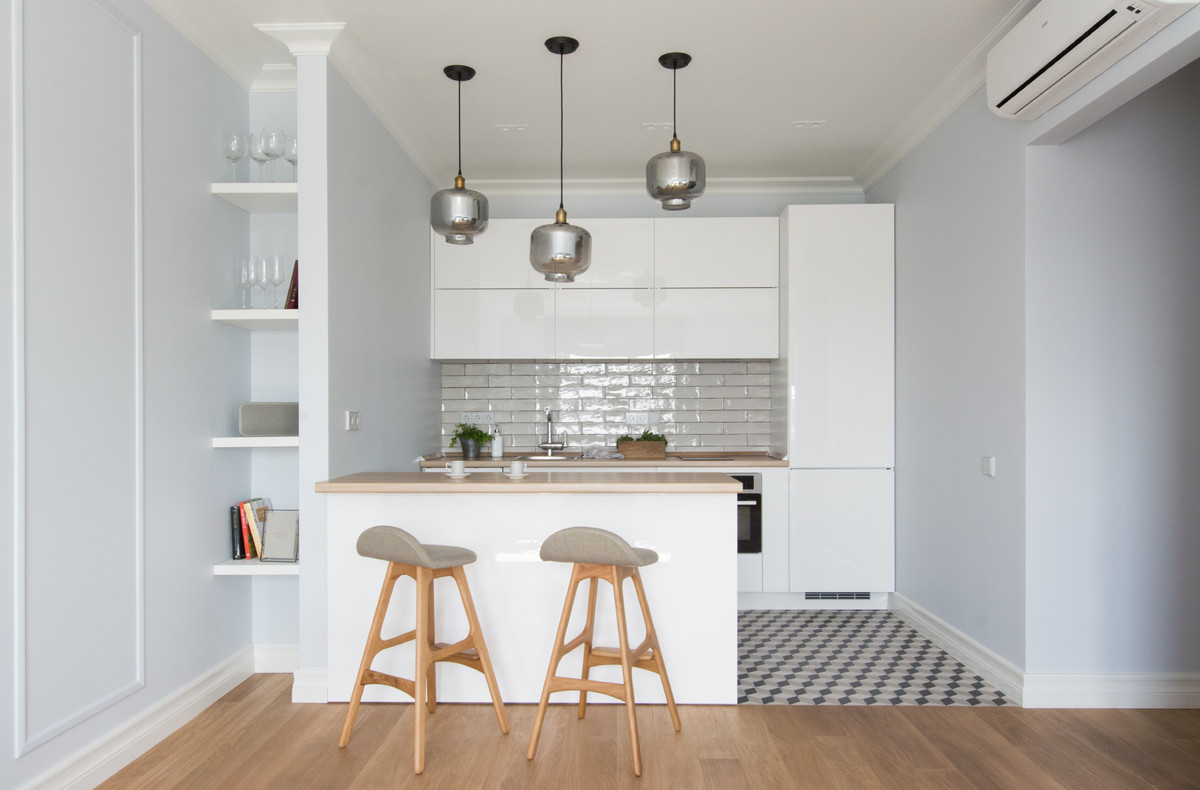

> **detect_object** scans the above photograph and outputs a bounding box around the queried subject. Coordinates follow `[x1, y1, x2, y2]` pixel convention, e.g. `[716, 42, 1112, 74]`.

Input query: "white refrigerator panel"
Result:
[789, 469, 895, 593]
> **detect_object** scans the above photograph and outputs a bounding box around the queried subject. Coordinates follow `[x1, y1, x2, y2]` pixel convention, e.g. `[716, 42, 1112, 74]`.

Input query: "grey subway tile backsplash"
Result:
[440, 359, 773, 453]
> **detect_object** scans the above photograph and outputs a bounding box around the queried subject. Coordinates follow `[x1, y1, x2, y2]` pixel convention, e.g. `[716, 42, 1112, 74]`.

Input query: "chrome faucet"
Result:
[538, 407, 565, 457]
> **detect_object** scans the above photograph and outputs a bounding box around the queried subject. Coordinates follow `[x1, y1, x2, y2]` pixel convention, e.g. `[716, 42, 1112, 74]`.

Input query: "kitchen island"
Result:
[316, 471, 740, 705]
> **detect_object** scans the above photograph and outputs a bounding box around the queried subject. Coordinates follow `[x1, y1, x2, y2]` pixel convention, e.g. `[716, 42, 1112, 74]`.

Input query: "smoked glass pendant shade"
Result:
[646, 52, 705, 211]
[531, 36, 591, 283]
[431, 65, 488, 245]
[531, 208, 591, 283]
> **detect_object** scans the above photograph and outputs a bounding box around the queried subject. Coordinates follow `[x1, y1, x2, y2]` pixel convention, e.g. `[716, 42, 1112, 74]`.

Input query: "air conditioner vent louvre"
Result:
[805, 591, 871, 600]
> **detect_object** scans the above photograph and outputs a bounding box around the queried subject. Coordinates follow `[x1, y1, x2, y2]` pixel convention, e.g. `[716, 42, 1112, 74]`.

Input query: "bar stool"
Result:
[526, 526, 680, 776]
[338, 525, 508, 774]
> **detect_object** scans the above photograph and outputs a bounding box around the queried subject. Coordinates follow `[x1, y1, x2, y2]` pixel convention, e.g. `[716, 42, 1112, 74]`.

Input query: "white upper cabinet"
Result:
[567, 218, 654, 288]
[653, 217, 779, 288]
[433, 289, 554, 359]
[556, 288, 654, 359]
[783, 204, 894, 467]
[654, 288, 778, 359]
[432, 219, 550, 289]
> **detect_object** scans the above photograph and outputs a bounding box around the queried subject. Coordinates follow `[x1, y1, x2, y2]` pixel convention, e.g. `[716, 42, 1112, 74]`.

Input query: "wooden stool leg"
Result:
[452, 566, 510, 734]
[611, 566, 643, 777]
[576, 575, 599, 719]
[413, 566, 432, 774]
[632, 569, 681, 732]
[339, 562, 401, 748]
[527, 564, 584, 760]
[425, 573, 437, 714]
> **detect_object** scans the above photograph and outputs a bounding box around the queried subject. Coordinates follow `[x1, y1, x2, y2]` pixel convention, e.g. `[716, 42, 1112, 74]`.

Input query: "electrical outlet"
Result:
[627, 412, 650, 426]
[345, 411, 360, 431]
[459, 412, 495, 425]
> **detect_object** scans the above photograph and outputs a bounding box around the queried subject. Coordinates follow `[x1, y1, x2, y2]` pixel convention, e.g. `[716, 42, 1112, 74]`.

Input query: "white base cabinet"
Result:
[789, 468, 894, 593]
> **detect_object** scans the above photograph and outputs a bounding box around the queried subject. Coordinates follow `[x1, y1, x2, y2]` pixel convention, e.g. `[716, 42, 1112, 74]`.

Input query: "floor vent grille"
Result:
[805, 591, 871, 600]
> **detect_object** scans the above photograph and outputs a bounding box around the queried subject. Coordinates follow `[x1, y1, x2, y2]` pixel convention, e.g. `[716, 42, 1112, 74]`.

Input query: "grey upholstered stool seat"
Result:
[538, 526, 658, 567]
[357, 524, 477, 569]
[528, 526, 680, 777]
[339, 525, 507, 774]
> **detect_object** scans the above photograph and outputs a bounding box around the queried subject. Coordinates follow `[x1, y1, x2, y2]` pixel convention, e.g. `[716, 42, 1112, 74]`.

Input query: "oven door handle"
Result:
[737, 500, 758, 506]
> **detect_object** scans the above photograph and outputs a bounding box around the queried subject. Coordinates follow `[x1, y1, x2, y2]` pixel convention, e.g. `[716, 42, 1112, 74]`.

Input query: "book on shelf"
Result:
[230, 505, 245, 560]
[241, 498, 271, 558]
[284, 261, 298, 309]
[261, 510, 299, 562]
[238, 502, 255, 559]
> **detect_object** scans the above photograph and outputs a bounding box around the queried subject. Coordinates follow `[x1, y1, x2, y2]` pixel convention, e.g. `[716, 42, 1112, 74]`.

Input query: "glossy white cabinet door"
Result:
[784, 204, 894, 467]
[654, 217, 779, 288]
[654, 288, 779, 359]
[433, 289, 554, 359]
[788, 469, 894, 593]
[432, 220, 550, 289]
[555, 288, 654, 359]
[569, 218, 654, 288]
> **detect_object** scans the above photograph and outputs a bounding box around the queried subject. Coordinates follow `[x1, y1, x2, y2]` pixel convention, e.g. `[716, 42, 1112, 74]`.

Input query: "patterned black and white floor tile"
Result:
[738, 609, 1011, 706]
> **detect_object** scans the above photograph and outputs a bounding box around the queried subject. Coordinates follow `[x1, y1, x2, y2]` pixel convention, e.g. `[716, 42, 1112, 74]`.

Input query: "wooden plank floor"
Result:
[99, 674, 1200, 789]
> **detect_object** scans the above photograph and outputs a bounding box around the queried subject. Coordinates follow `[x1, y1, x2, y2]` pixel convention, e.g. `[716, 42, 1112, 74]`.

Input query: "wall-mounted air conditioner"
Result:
[987, 0, 1197, 120]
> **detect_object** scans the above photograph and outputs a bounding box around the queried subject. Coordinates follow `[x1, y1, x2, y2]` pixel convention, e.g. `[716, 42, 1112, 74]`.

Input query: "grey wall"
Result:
[326, 65, 441, 475]
[4, 0, 250, 784]
[1025, 58, 1200, 674]
[867, 93, 1030, 667]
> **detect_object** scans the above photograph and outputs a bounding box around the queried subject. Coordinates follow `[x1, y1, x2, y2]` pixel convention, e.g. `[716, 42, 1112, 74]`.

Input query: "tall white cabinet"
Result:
[780, 204, 895, 595]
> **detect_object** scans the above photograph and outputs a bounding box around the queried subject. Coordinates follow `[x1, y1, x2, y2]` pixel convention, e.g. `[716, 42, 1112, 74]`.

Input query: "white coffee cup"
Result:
[445, 460, 466, 476]
[508, 460, 526, 476]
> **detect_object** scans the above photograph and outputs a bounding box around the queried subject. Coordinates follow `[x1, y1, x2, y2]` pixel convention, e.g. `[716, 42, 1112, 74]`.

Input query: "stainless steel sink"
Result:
[515, 454, 579, 461]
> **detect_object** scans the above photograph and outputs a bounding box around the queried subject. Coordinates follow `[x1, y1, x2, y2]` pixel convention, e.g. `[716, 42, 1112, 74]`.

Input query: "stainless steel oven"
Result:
[731, 473, 762, 553]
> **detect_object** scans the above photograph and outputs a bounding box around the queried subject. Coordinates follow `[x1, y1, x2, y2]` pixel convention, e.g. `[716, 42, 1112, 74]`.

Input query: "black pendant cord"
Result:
[672, 66, 678, 142]
[456, 79, 463, 179]
[558, 50, 565, 212]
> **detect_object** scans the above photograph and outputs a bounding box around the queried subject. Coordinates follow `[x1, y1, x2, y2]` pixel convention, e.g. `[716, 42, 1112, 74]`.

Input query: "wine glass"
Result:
[284, 136, 298, 181]
[245, 256, 262, 308]
[235, 258, 252, 308]
[254, 256, 270, 309]
[268, 255, 288, 308]
[249, 133, 270, 182]
[259, 128, 285, 182]
[221, 131, 246, 181]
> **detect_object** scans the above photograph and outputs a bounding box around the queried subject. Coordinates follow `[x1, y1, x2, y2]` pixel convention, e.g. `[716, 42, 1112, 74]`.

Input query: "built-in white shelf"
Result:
[211, 182, 297, 213]
[212, 436, 299, 448]
[213, 559, 300, 576]
[211, 309, 298, 330]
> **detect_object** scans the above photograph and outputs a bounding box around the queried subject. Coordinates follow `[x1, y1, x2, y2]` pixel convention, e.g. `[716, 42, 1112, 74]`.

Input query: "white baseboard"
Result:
[291, 669, 329, 703]
[254, 642, 299, 673]
[738, 592, 890, 610]
[889, 593, 1025, 705]
[19, 647, 255, 790]
[1023, 673, 1200, 708]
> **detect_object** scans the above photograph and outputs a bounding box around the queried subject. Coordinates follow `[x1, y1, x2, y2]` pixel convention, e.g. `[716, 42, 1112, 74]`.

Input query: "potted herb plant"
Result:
[615, 429, 668, 459]
[450, 422, 492, 460]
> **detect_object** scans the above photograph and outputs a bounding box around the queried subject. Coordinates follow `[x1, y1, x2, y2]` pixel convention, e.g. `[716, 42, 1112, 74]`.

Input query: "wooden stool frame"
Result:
[527, 562, 681, 776]
[338, 561, 509, 774]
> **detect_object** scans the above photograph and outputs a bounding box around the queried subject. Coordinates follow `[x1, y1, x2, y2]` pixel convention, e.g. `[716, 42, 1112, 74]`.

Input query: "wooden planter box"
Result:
[616, 439, 667, 459]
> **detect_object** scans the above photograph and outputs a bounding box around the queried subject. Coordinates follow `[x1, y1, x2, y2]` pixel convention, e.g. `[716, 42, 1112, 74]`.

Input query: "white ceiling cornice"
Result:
[470, 177, 864, 198]
[854, 0, 1038, 191]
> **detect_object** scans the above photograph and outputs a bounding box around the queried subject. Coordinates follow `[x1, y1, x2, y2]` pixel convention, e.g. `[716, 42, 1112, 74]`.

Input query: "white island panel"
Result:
[325, 488, 736, 705]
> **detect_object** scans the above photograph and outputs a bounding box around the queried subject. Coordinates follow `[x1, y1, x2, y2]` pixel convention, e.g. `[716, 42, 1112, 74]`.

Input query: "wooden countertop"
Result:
[417, 451, 787, 469]
[316, 471, 743, 494]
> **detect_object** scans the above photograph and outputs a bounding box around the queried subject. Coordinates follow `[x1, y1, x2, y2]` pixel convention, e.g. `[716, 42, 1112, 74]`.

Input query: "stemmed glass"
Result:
[268, 255, 288, 308]
[259, 128, 285, 182]
[221, 131, 246, 181]
[254, 256, 270, 309]
[245, 256, 262, 308]
[235, 258, 252, 308]
[249, 133, 270, 182]
[284, 136, 298, 181]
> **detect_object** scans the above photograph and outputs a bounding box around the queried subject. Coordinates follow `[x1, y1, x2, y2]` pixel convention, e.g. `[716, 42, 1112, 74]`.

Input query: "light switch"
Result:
[982, 456, 996, 477]
[346, 410, 360, 431]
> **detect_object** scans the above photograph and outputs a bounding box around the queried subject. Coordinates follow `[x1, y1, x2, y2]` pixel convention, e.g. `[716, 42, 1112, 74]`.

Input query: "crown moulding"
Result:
[254, 22, 345, 57]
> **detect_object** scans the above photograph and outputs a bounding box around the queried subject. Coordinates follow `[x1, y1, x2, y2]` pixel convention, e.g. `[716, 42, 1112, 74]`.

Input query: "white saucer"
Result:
[445, 471, 471, 479]
[503, 472, 528, 480]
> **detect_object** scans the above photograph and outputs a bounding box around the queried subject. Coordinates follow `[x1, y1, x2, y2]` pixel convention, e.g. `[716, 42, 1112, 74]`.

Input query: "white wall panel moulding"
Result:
[254, 23, 345, 57]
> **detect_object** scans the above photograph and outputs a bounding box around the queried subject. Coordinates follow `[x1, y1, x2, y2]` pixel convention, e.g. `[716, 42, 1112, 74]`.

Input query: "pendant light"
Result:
[646, 52, 706, 210]
[431, 65, 488, 245]
[530, 36, 591, 283]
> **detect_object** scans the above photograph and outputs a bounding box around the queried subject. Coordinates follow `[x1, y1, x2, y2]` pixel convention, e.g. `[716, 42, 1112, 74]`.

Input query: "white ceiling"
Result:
[146, 0, 1032, 194]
